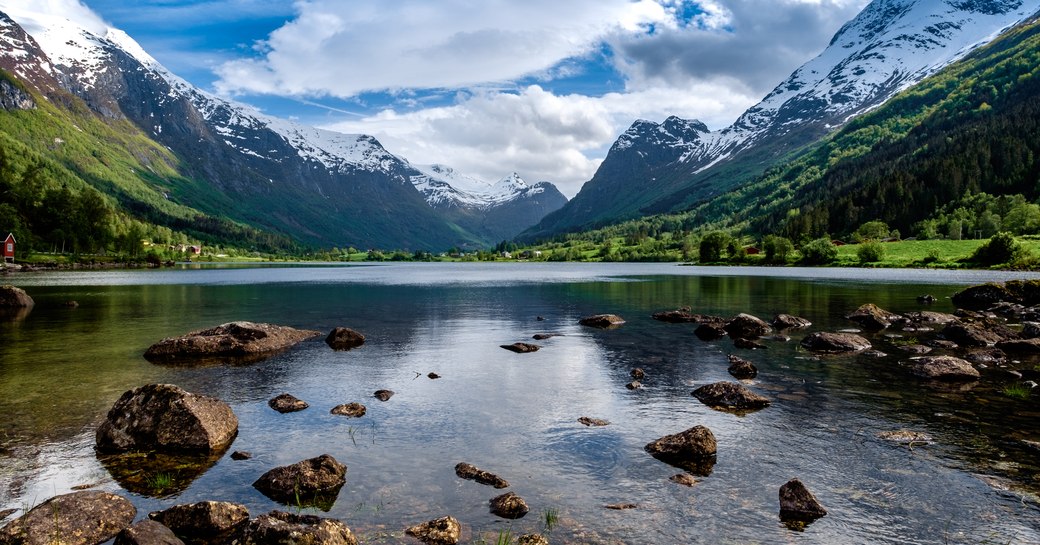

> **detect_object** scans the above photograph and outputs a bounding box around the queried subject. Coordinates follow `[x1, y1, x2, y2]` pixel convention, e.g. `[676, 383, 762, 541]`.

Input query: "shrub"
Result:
[853, 220, 890, 242]
[699, 231, 730, 263]
[857, 240, 886, 263]
[800, 237, 838, 265]
[970, 231, 1023, 265]
[762, 235, 794, 263]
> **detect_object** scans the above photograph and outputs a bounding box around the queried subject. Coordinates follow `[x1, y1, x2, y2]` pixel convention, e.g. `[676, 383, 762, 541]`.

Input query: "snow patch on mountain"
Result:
[411, 166, 543, 208]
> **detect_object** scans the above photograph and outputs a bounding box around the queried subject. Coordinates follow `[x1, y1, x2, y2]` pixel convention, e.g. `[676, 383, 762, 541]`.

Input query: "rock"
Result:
[516, 535, 549, 545]
[952, 283, 1015, 310]
[579, 314, 625, 328]
[532, 333, 559, 340]
[779, 479, 827, 523]
[669, 474, 697, 487]
[144, 322, 320, 363]
[96, 384, 238, 454]
[240, 511, 357, 545]
[727, 355, 758, 379]
[536, 316, 545, 321]
[149, 502, 249, 544]
[925, 339, 958, 349]
[489, 492, 529, 519]
[771, 314, 812, 330]
[268, 393, 309, 413]
[0, 491, 135, 545]
[724, 313, 771, 339]
[846, 304, 903, 330]
[603, 503, 637, 510]
[694, 323, 727, 341]
[733, 337, 767, 349]
[578, 416, 610, 427]
[917, 294, 937, 303]
[373, 390, 394, 401]
[330, 403, 366, 417]
[405, 516, 460, 545]
[651, 308, 700, 323]
[115, 520, 184, 545]
[0, 509, 15, 521]
[877, 430, 933, 444]
[231, 451, 252, 461]
[963, 348, 1006, 365]
[625, 381, 641, 390]
[997, 337, 1040, 353]
[862, 350, 888, 358]
[941, 322, 1005, 347]
[0, 285, 33, 307]
[252, 454, 347, 509]
[644, 426, 717, 474]
[799, 332, 871, 353]
[1022, 322, 1040, 339]
[630, 367, 646, 380]
[63, 300, 79, 308]
[692, 382, 770, 412]
[906, 311, 958, 325]
[501, 342, 540, 353]
[455, 462, 509, 488]
[897, 344, 932, 354]
[909, 355, 980, 381]
[427, 372, 441, 379]
[325, 328, 365, 350]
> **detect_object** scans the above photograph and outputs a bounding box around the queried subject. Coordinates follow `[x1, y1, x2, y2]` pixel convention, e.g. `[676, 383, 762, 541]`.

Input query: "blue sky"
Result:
[74, 0, 867, 196]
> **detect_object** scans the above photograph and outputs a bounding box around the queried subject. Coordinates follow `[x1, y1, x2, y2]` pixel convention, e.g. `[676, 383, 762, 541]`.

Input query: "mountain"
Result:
[0, 5, 564, 251]
[524, 0, 1039, 240]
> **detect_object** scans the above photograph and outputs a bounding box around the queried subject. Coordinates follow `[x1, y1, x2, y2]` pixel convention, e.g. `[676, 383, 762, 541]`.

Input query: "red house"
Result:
[3, 233, 14, 263]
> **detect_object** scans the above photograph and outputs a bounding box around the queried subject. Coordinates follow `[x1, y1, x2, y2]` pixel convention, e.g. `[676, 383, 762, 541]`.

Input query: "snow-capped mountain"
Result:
[527, 0, 1039, 238]
[0, 3, 564, 248]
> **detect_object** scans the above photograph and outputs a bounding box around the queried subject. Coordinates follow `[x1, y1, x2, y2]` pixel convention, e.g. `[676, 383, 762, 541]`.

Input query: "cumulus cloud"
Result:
[322, 83, 756, 197]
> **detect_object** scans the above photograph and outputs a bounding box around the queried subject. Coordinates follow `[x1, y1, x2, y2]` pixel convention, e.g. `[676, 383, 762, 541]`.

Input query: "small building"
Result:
[3, 233, 14, 263]
[744, 246, 761, 255]
[188, 245, 202, 255]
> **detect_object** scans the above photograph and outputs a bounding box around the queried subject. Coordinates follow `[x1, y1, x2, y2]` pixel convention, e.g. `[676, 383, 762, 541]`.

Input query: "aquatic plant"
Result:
[146, 472, 173, 492]
[1002, 382, 1031, 400]
[542, 507, 559, 533]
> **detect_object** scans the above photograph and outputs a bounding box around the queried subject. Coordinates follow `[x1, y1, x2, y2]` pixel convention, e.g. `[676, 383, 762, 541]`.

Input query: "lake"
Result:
[1, 263, 1039, 544]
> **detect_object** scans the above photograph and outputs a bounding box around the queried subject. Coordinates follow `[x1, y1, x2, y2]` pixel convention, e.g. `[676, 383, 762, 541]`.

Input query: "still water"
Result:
[2, 263, 1040, 544]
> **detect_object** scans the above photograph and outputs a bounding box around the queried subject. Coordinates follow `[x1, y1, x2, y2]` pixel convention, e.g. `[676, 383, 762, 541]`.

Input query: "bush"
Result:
[699, 231, 730, 263]
[800, 237, 838, 265]
[853, 220, 891, 242]
[762, 235, 794, 263]
[971, 231, 1024, 265]
[857, 241, 886, 263]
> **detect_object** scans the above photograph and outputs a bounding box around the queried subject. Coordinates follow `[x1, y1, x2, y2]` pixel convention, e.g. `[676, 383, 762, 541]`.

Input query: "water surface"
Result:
[2, 263, 1039, 544]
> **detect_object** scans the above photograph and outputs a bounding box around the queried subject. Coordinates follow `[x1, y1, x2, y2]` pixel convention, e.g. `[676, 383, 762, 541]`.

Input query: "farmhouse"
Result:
[3, 233, 14, 263]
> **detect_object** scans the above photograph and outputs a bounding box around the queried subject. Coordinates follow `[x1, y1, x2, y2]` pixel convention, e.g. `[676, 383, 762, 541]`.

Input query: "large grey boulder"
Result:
[489, 492, 529, 519]
[727, 355, 758, 379]
[0, 491, 135, 545]
[325, 328, 365, 350]
[579, 314, 625, 328]
[96, 384, 238, 454]
[148, 502, 249, 544]
[941, 322, 1006, 347]
[240, 511, 357, 545]
[0, 285, 33, 307]
[724, 313, 771, 339]
[114, 520, 185, 545]
[846, 304, 903, 330]
[144, 322, 320, 362]
[909, 356, 980, 381]
[771, 314, 811, 330]
[799, 332, 871, 353]
[253, 455, 346, 509]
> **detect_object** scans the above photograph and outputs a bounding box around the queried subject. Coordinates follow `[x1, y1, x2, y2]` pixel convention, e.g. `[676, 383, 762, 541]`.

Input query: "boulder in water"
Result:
[144, 322, 320, 363]
[96, 384, 238, 454]
[0, 491, 136, 545]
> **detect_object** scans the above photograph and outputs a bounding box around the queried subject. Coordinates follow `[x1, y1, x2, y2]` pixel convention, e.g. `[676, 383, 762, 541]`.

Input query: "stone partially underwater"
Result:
[144, 321, 321, 364]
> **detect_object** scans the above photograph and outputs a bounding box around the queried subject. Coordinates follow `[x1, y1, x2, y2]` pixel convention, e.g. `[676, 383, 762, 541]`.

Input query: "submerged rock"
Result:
[0, 285, 33, 307]
[231, 451, 252, 461]
[427, 372, 441, 379]
[724, 313, 771, 339]
[727, 355, 758, 379]
[772, 314, 812, 330]
[330, 403, 366, 418]
[405, 516, 460, 545]
[669, 474, 697, 487]
[500, 342, 540, 353]
[941, 322, 1005, 348]
[651, 308, 702, 323]
[454, 462, 509, 488]
[779, 479, 827, 525]
[578, 416, 610, 427]
[115, 520, 184, 545]
[692, 381, 770, 412]
[489, 492, 529, 519]
[644, 426, 717, 475]
[625, 381, 642, 390]
[630, 367, 646, 380]
[733, 337, 767, 350]
[963, 348, 1006, 366]
[579, 314, 625, 328]
[240, 511, 357, 545]
[268, 393, 309, 413]
[877, 430, 933, 445]
[0, 491, 136, 545]
[516, 535, 549, 545]
[846, 304, 903, 330]
[799, 332, 871, 353]
[909, 355, 980, 381]
[532, 333, 560, 340]
[148, 501, 249, 544]
[96, 384, 238, 454]
[373, 390, 394, 402]
[325, 327, 365, 350]
[252, 455, 347, 510]
[144, 321, 320, 363]
[603, 503, 637, 510]
[694, 323, 727, 341]
[952, 283, 1015, 310]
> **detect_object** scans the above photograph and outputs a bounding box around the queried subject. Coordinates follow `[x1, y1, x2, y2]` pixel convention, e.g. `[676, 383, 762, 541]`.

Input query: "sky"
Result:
[67, 0, 867, 197]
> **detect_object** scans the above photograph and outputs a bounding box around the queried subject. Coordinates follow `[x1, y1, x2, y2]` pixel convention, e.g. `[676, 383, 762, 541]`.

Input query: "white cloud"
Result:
[1, 0, 109, 36]
[322, 83, 757, 197]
